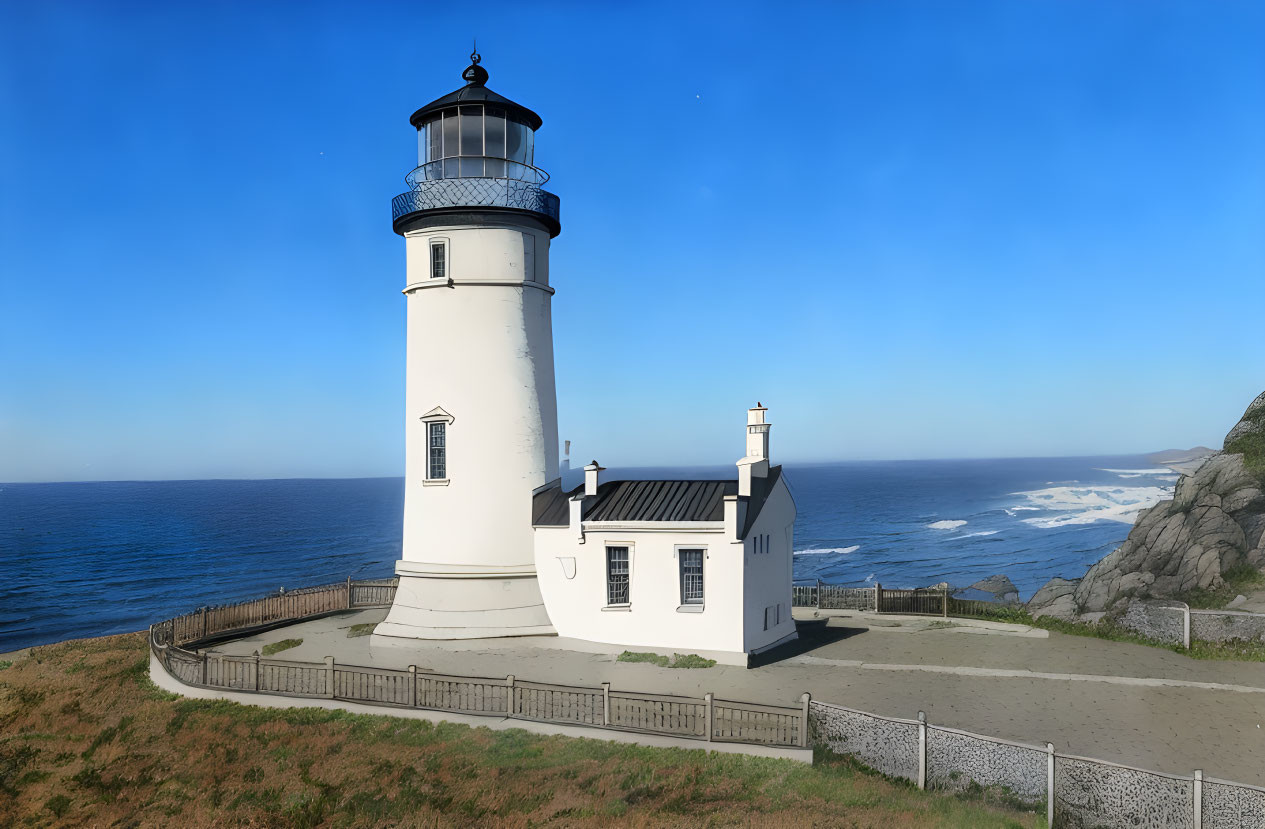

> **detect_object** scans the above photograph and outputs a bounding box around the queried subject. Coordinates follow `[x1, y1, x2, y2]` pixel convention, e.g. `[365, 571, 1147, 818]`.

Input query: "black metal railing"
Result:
[405, 158, 550, 188]
[391, 177, 560, 226]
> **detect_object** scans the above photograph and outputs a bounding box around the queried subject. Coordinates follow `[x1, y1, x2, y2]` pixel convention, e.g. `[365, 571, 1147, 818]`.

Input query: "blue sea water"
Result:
[0, 455, 1177, 652]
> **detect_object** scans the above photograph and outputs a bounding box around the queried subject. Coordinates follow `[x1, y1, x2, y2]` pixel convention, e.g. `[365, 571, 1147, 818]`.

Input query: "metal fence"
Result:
[149, 579, 808, 750]
[810, 700, 1265, 828]
[792, 581, 1013, 618]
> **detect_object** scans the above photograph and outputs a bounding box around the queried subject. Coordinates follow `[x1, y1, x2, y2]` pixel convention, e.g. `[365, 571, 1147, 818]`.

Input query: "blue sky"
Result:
[1, 1, 1262, 482]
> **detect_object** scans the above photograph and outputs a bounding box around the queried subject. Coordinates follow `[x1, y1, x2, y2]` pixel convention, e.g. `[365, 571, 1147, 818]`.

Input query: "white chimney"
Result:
[737, 403, 771, 497]
[584, 460, 604, 497]
[560, 439, 571, 475]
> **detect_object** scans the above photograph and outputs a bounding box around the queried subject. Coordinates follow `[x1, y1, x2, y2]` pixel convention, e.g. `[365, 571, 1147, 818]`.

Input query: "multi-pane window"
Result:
[419, 105, 536, 180]
[679, 549, 704, 605]
[606, 546, 630, 605]
[427, 422, 446, 480]
[430, 242, 446, 280]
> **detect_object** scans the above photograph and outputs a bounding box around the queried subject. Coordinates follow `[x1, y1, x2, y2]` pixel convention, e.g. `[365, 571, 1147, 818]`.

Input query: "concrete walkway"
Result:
[202, 607, 1265, 784]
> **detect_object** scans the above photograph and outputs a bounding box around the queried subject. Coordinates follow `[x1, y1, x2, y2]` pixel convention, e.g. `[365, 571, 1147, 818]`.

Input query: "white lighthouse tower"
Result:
[376, 52, 561, 639]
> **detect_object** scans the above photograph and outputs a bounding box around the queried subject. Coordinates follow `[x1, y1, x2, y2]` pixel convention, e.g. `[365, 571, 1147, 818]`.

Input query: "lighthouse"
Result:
[376, 52, 561, 639]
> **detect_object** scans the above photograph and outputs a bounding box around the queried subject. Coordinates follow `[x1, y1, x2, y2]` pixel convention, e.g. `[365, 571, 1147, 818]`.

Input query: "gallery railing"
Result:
[391, 177, 560, 227]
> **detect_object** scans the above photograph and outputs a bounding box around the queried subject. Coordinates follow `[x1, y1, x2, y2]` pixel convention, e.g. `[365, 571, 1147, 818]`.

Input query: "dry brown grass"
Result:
[0, 633, 1045, 828]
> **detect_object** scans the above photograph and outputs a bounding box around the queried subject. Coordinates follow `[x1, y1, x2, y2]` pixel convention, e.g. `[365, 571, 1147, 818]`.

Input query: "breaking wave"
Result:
[1011, 484, 1173, 529]
[795, 546, 860, 556]
[950, 530, 1000, 540]
[927, 520, 968, 530]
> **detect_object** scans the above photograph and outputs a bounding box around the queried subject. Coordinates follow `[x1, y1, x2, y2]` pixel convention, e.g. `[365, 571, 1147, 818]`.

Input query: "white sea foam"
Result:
[795, 546, 860, 556]
[950, 530, 1000, 540]
[1011, 484, 1173, 529]
[927, 520, 967, 530]
[1096, 468, 1173, 476]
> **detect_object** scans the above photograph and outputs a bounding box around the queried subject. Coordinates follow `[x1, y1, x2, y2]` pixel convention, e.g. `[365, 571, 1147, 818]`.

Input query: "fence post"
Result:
[408, 665, 417, 708]
[942, 588, 948, 617]
[1046, 743, 1055, 827]
[506, 675, 516, 718]
[917, 711, 927, 789]
[1183, 606, 1191, 649]
[1194, 769, 1202, 829]
[252, 651, 260, 691]
[816, 578, 822, 609]
[201, 651, 208, 685]
[875, 583, 883, 614]
[601, 682, 610, 726]
[705, 692, 714, 742]
[346, 575, 353, 609]
[325, 656, 335, 699]
[799, 693, 811, 748]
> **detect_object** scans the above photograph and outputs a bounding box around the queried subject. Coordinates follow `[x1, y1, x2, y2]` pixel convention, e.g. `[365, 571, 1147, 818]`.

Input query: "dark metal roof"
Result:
[585, 480, 736, 523]
[409, 58, 543, 131]
[531, 480, 571, 527]
[531, 467, 784, 533]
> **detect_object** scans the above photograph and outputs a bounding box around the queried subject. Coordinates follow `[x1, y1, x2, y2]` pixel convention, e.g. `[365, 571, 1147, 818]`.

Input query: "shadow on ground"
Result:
[749, 619, 866, 668]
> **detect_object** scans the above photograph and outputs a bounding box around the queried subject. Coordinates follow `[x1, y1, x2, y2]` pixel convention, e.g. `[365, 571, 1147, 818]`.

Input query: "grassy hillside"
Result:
[0, 633, 1044, 828]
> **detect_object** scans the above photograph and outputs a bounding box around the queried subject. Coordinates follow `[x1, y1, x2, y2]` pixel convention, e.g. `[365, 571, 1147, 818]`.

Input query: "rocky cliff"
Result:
[1028, 391, 1265, 621]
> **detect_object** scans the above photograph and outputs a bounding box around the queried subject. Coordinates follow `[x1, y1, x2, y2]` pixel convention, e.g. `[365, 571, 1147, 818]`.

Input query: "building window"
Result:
[606, 546, 630, 606]
[430, 241, 446, 279]
[427, 422, 446, 480]
[679, 549, 704, 605]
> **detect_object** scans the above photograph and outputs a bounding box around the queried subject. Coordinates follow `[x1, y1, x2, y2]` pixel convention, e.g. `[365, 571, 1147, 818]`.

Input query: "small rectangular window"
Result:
[430, 242, 446, 280]
[427, 422, 446, 480]
[679, 549, 704, 605]
[606, 546, 630, 606]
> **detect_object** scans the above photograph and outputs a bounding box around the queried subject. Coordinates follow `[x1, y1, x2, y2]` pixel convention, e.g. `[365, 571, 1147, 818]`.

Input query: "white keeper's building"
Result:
[374, 54, 797, 666]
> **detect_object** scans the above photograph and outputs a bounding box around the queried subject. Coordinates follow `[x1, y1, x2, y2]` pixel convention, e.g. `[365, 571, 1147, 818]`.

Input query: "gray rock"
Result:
[1229, 595, 1248, 609]
[963, 574, 1020, 603]
[1026, 576, 1079, 619]
[1048, 390, 1265, 625]
[1224, 391, 1265, 448]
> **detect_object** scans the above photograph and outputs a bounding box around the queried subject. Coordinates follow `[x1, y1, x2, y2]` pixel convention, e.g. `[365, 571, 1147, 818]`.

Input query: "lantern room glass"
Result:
[417, 105, 536, 182]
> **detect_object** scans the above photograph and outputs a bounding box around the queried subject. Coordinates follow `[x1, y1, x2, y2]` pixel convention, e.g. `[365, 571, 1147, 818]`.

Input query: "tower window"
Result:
[427, 422, 446, 480]
[679, 549, 704, 605]
[430, 241, 446, 280]
[606, 546, 630, 606]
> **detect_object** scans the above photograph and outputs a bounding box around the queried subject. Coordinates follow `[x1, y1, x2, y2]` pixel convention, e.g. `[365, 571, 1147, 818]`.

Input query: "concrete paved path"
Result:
[204, 608, 1265, 784]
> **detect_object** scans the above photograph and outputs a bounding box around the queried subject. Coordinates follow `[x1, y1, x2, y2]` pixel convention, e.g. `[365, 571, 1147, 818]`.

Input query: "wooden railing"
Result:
[149, 579, 809, 749]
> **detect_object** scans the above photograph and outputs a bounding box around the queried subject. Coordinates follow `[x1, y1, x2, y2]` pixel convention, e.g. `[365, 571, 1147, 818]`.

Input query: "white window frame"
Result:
[428, 237, 450, 280]
[603, 543, 633, 609]
[675, 545, 707, 612]
[419, 406, 455, 486]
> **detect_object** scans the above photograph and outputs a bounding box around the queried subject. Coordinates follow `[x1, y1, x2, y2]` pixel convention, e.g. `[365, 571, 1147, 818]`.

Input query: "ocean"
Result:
[0, 455, 1177, 652]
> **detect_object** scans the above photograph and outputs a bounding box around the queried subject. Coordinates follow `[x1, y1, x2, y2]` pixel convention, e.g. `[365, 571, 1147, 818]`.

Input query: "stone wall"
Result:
[809, 701, 919, 782]
[1117, 601, 1187, 646]
[1190, 609, 1265, 644]
[926, 726, 1046, 803]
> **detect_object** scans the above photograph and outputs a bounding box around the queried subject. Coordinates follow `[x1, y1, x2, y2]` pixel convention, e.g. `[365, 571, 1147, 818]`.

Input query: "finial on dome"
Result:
[463, 41, 488, 86]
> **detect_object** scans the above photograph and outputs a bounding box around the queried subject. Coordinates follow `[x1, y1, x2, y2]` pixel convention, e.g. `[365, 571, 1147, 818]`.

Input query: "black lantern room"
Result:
[391, 53, 560, 238]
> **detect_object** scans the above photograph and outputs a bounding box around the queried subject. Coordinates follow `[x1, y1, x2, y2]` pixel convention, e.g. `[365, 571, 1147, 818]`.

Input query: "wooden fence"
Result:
[149, 578, 809, 750]
[792, 581, 1016, 618]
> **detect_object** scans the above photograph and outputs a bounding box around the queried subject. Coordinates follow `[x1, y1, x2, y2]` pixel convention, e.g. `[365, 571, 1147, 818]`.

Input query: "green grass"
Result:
[0, 660, 11, 671]
[616, 651, 717, 669]
[346, 623, 376, 638]
[1, 632, 1052, 827]
[1225, 406, 1265, 479]
[1180, 563, 1265, 610]
[261, 638, 303, 656]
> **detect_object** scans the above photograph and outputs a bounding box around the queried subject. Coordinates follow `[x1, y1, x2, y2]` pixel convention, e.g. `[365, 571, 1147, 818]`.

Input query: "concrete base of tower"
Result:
[374, 564, 556, 640]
